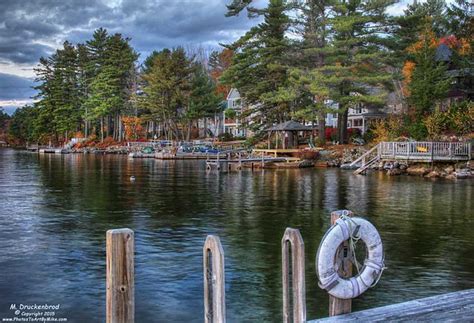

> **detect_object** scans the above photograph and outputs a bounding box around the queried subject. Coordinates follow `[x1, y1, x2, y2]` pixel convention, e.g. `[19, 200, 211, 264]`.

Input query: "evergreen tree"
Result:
[312, 0, 396, 143]
[33, 42, 80, 142]
[287, 0, 333, 142]
[84, 31, 138, 141]
[140, 48, 195, 140]
[0, 107, 10, 134]
[222, 0, 291, 128]
[406, 28, 451, 117]
[394, 0, 448, 55]
[445, 0, 474, 40]
[187, 64, 223, 139]
[8, 105, 39, 143]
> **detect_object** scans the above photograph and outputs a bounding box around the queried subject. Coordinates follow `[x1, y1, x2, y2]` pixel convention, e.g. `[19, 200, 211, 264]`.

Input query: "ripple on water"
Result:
[0, 149, 473, 321]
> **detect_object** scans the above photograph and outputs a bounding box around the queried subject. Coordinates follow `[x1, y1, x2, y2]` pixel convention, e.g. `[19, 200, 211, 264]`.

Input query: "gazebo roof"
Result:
[267, 120, 311, 131]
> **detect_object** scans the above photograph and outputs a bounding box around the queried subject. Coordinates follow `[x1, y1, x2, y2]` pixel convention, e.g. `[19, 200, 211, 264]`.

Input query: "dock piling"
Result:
[329, 210, 354, 316]
[282, 228, 306, 323]
[106, 228, 135, 323]
[203, 235, 226, 323]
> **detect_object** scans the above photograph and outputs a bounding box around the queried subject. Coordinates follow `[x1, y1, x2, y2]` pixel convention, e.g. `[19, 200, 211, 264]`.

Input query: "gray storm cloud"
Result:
[0, 0, 262, 105]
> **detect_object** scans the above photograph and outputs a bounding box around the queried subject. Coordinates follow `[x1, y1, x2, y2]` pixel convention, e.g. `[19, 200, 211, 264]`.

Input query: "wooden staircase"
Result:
[350, 144, 380, 175]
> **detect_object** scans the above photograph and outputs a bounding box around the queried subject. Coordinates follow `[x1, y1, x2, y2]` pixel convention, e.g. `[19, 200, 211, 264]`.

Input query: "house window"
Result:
[353, 119, 363, 127]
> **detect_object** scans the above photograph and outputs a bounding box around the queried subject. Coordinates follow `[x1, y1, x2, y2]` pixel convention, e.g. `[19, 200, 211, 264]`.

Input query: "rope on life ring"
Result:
[316, 214, 385, 299]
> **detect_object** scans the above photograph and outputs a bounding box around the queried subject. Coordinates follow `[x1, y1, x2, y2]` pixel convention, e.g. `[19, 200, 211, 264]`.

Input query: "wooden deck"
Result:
[253, 148, 301, 157]
[379, 141, 471, 161]
[310, 289, 474, 322]
[352, 141, 472, 174]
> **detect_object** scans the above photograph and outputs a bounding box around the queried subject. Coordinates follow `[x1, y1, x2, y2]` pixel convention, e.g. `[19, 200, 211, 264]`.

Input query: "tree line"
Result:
[7, 0, 473, 145]
[221, 0, 472, 143]
[9, 29, 225, 144]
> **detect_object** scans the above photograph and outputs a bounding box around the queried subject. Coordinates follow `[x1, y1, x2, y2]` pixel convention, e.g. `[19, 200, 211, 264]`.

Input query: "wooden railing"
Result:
[379, 141, 471, 161]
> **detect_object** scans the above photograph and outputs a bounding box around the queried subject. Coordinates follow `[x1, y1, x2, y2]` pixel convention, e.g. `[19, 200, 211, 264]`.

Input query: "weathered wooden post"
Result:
[106, 228, 134, 323]
[282, 228, 306, 323]
[329, 210, 353, 316]
[203, 235, 226, 323]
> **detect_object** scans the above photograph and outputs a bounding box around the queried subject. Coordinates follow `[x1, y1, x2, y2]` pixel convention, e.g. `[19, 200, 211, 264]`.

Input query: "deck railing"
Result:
[379, 141, 471, 161]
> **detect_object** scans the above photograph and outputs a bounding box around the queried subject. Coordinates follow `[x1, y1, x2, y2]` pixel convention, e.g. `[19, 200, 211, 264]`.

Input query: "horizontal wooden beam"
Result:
[309, 289, 474, 322]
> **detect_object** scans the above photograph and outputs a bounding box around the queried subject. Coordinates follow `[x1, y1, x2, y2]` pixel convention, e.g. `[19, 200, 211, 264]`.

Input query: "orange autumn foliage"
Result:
[122, 116, 145, 140]
[402, 29, 471, 98]
[402, 61, 416, 96]
[439, 35, 471, 56]
[407, 30, 438, 54]
[210, 49, 233, 97]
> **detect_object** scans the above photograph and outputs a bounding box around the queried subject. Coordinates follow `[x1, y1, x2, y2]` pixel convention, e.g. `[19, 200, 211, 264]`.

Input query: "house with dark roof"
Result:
[435, 43, 474, 104]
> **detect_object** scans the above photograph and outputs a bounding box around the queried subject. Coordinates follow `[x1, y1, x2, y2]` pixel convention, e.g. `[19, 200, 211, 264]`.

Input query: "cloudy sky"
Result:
[0, 0, 417, 114]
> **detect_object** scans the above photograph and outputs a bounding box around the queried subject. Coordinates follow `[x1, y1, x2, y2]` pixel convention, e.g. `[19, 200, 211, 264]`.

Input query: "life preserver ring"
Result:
[316, 216, 384, 299]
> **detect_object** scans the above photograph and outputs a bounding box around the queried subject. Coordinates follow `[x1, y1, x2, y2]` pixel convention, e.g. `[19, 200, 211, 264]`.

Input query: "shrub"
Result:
[218, 132, 234, 142]
[348, 128, 361, 139]
[325, 127, 337, 141]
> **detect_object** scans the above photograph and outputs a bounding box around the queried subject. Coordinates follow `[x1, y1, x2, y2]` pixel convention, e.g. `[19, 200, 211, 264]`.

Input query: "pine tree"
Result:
[394, 0, 448, 56]
[187, 64, 223, 139]
[33, 42, 80, 142]
[445, 0, 474, 40]
[8, 105, 39, 144]
[84, 30, 138, 141]
[140, 48, 195, 140]
[287, 0, 333, 143]
[222, 0, 291, 128]
[406, 27, 451, 117]
[312, 0, 396, 143]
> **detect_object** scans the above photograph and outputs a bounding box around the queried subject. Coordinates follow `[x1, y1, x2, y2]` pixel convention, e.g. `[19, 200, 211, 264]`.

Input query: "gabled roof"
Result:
[267, 120, 311, 131]
[226, 88, 240, 101]
[435, 43, 452, 62]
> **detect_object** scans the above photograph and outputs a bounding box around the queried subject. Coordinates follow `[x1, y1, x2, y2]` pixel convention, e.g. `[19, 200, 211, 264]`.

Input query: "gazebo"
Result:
[266, 120, 312, 149]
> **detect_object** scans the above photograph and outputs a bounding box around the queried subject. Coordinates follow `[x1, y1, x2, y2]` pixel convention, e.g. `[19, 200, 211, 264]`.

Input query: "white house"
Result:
[223, 88, 390, 137]
[347, 104, 386, 134]
[223, 88, 248, 137]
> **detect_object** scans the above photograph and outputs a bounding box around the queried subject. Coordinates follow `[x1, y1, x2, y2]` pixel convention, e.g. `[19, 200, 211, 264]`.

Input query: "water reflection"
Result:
[0, 149, 473, 322]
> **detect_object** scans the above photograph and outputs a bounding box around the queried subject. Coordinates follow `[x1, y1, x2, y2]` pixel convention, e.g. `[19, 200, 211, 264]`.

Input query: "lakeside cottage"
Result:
[223, 88, 392, 137]
[223, 88, 247, 137]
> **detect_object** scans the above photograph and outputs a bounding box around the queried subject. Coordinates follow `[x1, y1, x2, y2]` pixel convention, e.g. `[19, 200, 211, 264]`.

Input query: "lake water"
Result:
[0, 148, 473, 322]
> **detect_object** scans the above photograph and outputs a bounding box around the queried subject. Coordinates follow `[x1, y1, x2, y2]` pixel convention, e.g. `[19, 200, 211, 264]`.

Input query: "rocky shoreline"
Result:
[318, 146, 473, 179]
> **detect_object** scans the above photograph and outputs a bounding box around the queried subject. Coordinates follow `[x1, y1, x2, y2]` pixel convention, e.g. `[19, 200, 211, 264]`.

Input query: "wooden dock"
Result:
[39, 148, 70, 154]
[155, 151, 222, 160]
[352, 141, 472, 174]
[253, 148, 301, 157]
[310, 289, 474, 322]
[105, 210, 474, 323]
[206, 154, 292, 170]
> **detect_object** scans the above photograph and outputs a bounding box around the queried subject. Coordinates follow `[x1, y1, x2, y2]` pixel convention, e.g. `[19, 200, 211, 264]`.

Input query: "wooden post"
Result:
[106, 229, 134, 323]
[282, 228, 306, 323]
[203, 235, 226, 323]
[329, 210, 354, 317]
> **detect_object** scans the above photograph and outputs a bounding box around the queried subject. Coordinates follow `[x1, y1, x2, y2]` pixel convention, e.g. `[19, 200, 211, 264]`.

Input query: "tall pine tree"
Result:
[222, 0, 291, 128]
